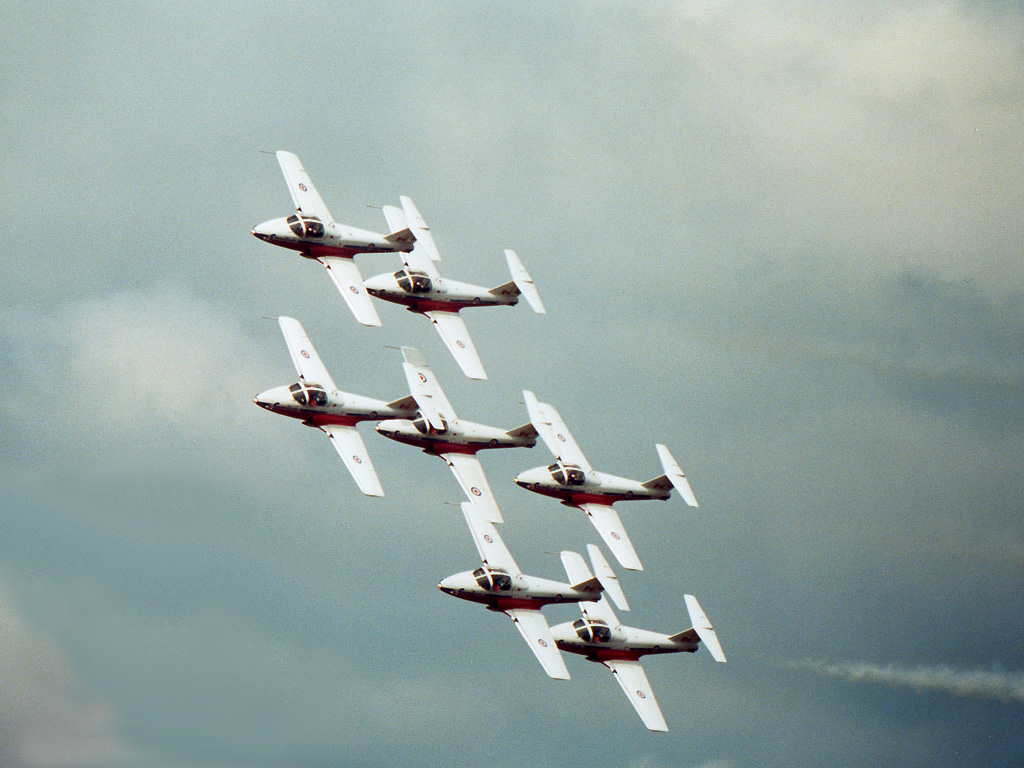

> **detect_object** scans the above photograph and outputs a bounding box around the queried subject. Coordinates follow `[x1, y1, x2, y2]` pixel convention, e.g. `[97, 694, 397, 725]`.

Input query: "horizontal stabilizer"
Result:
[654, 444, 698, 507]
[384, 227, 416, 248]
[506, 422, 538, 442]
[587, 543, 629, 612]
[504, 249, 545, 314]
[683, 594, 727, 663]
[385, 394, 418, 413]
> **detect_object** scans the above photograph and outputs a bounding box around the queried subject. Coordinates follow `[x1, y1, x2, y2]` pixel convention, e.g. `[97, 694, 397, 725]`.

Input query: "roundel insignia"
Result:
[470, 487, 482, 496]
[538, 639, 548, 647]
[298, 183, 308, 191]
[557, 434, 566, 442]
[349, 285, 359, 294]
[301, 350, 310, 358]
[456, 340, 465, 348]
[611, 532, 621, 540]
[636, 690, 646, 699]
[418, 373, 427, 382]
[353, 456, 362, 464]
[483, 534, 493, 543]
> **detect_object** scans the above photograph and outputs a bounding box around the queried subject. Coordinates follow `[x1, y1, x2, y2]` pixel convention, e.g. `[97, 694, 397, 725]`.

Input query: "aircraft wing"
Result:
[400, 346, 456, 428]
[604, 659, 668, 732]
[506, 608, 570, 681]
[578, 503, 643, 571]
[424, 311, 486, 381]
[446, 455, 503, 524]
[322, 424, 384, 497]
[401, 196, 442, 262]
[382, 205, 440, 278]
[522, 391, 592, 471]
[579, 594, 621, 628]
[277, 316, 337, 391]
[459, 502, 515, 570]
[320, 256, 382, 327]
[275, 150, 333, 223]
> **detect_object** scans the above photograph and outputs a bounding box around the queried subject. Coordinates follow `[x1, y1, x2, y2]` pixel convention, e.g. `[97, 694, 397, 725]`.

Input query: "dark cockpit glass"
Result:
[565, 466, 586, 485]
[413, 416, 448, 435]
[548, 462, 567, 485]
[289, 383, 327, 407]
[286, 214, 324, 238]
[574, 619, 611, 643]
[472, 567, 512, 591]
[548, 462, 585, 486]
[394, 269, 431, 294]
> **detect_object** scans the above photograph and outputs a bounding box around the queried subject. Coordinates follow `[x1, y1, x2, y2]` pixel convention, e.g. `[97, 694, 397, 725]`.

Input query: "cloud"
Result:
[0, 585, 133, 768]
[792, 659, 1024, 704]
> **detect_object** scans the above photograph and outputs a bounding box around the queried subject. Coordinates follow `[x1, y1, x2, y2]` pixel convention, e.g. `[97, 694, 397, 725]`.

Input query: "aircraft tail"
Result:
[505, 250, 545, 313]
[385, 394, 418, 413]
[642, 444, 698, 507]
[560, 551, 601, 595]
[383, 227, 416, 250]
[669, 595, 727, 662]
[506, 421, 539, 443]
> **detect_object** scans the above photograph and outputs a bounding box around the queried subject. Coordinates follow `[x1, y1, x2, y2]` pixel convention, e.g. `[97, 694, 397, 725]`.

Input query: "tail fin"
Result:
[560, 551, 601, 594]
[587, 544, 629, 611]
[504, 250, 545, 313]
[671, 595, 727, 662]
[643, 444, 698, 507]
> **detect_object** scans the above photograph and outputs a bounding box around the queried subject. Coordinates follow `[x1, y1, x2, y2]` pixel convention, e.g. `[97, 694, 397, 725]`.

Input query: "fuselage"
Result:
[549, 620, 698, 662]
[438, 568, 601, 611]
[514, 463, 670, 505]
[252, 214, 411, 259]
[363, 270, 518, 313]
[254, 383, 411, 428]
[376, 417, 535, 455]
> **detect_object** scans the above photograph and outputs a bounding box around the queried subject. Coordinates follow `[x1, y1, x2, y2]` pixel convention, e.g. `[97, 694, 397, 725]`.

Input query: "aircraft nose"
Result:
[362, 273, 389, 296]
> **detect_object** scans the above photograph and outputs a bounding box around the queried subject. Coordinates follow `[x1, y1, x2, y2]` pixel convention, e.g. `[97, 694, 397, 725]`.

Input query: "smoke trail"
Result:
[792, 660, 1024, 703]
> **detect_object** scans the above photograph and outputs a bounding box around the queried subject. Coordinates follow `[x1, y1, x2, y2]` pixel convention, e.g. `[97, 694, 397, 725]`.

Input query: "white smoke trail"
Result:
[793, 660, 1024, 704]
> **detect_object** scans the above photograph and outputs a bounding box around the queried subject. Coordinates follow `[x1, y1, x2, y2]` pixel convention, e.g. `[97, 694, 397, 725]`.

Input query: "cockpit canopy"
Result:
[548, 461, 586, 486]
[288, 382, 328, 407]
[286, 214, 325, 239]
[572, 618, 612, 643]
[394, 269, 432, 294]
[412, 415, 448, 435]
[472, 567, 513, 592]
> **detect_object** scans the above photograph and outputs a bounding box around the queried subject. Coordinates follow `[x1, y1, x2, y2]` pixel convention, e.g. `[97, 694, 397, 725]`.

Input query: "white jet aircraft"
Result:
[374, 347, 537, 523]
[514, 391, 698, 571]
[251, 150, 416, 327]
[438, 502, 629, 680]
[254, 316, 418, 497]
[550, 594, 726, 732]
[361, 199, 545, 380]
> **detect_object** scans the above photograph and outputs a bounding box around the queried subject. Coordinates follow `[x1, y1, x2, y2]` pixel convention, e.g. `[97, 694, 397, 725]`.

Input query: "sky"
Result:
[1, 1, 1023, 766]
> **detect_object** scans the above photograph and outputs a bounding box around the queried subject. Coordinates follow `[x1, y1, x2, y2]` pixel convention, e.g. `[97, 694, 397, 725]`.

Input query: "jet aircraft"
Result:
[254, 316, 418, 497]
[361, 200, 545, 379]
[251, 150, 416, 327]
[439, 502, 629, 680]
[550, 594, 726, 731]
[374, 347, 537, 523]
[514, 391, 698, 571]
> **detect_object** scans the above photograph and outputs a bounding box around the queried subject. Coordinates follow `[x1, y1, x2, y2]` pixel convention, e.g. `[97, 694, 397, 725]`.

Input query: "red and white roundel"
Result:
[301, 350, 310, 358]
[349, 285, 359, 294]
[483, 534, 493, 543]
[298, 183, 308, 191]
[352, 456, 362, 464]
[418, 373, 427, 382]
[456, 340, 465, 348]
[636, 690, 646, 699]
[538, 639, 547, 647]
[470, 487, 482, 496]
[557, 434, 566, 442]
[611, 532, 621, 540]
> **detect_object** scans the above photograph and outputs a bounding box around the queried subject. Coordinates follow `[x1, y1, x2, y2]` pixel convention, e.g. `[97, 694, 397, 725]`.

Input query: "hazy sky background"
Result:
[2, 2, 1023, 766]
